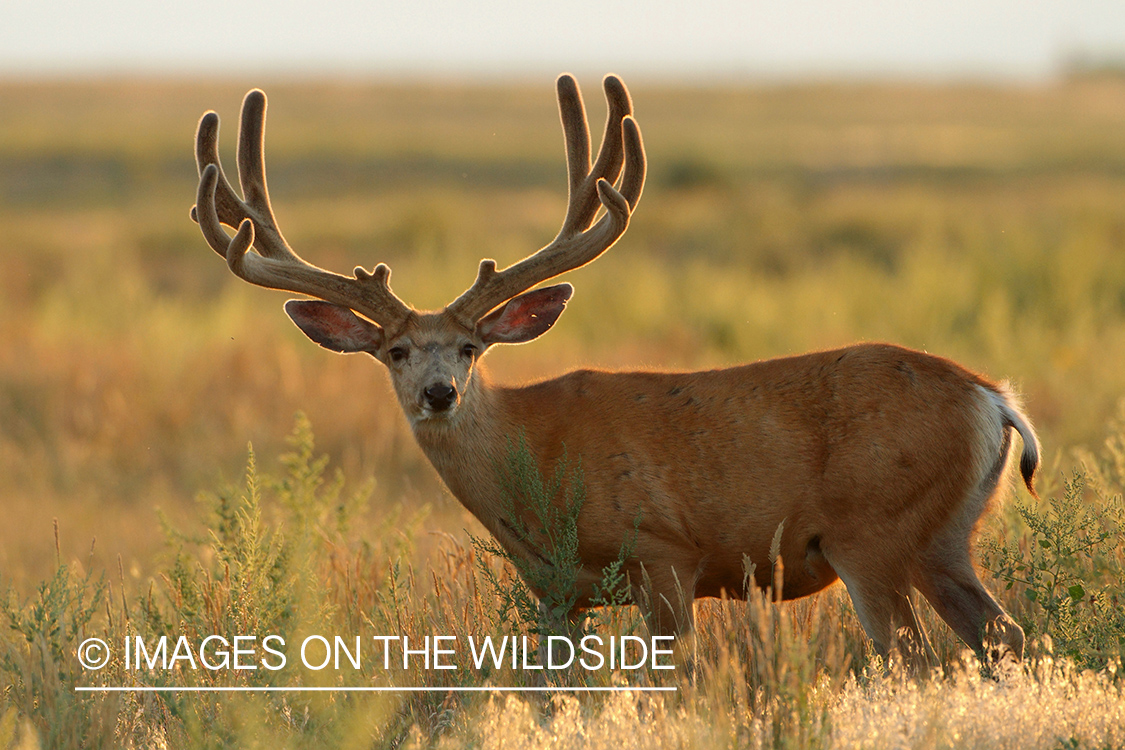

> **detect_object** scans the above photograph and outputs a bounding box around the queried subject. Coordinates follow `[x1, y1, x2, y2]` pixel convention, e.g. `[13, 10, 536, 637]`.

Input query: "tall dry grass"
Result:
[2, 417, 1122, 748]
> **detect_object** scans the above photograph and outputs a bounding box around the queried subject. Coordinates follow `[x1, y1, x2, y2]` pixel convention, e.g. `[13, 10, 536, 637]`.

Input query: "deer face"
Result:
[381, 313, 479, 423]
[283, 283, 572, 426]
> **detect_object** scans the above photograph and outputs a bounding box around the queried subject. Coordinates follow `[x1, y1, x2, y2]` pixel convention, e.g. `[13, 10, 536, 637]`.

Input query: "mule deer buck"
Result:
[191, 75, 1039, 668]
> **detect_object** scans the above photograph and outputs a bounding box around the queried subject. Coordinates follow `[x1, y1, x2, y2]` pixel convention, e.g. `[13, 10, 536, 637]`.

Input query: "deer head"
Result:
[191, 76, 644, 427]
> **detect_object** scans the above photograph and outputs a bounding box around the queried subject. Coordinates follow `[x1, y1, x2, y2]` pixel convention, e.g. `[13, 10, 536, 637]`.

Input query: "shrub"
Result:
[983, 420, 1125, 671]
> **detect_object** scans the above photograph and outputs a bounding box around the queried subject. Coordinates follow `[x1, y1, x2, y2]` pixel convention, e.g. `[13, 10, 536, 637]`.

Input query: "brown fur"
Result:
[397, 328, 1038, 665]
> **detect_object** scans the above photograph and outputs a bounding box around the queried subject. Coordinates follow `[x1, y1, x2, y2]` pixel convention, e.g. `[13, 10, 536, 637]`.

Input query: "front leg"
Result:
[634, 562, 697, 637]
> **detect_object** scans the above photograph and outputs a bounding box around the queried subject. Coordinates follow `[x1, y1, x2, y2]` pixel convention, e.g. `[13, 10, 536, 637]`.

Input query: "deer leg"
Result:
[536, 600, 590, 674]
[912, 446, 1025, 668]
[829, 556, 934, 671]
[634, 563, 696, 638]
[630, 563, 699, 679]
[913, 531, 1024, 666]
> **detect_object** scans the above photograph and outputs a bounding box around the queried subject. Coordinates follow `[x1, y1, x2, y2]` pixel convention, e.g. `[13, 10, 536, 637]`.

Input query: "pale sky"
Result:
[3, 0, 1124, 80]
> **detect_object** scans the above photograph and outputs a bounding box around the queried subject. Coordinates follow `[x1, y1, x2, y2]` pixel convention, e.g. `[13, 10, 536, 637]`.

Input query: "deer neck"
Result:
[409, 364, 525, 524]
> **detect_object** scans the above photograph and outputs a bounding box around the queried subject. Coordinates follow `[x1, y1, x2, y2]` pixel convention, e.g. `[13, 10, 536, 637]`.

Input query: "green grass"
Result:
[2, 76, 1125, 746]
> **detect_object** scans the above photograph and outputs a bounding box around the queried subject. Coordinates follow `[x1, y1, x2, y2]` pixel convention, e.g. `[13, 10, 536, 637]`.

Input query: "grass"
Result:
[2, 75, 1125, 746]
[2, 416, 1123, 748]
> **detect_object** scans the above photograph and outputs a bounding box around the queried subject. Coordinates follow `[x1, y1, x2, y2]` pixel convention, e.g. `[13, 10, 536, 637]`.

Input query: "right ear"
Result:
[284, 300, 385, 355]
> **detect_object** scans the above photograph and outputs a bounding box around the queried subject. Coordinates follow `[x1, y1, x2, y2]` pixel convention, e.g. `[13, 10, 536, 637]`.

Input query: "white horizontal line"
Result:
[76, 685, 677, 693]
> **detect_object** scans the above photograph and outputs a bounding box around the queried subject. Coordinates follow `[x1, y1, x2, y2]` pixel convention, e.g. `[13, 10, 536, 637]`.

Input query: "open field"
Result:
[1, 75, 1125, 747]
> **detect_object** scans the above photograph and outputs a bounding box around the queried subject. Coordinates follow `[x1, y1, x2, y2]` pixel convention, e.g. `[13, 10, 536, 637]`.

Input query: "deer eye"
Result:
[388, 346, 408, 364]
[461, 344, 478, 359]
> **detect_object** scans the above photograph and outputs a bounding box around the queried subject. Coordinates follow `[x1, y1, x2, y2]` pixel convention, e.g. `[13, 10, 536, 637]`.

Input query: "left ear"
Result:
[477, 283, 573, 346]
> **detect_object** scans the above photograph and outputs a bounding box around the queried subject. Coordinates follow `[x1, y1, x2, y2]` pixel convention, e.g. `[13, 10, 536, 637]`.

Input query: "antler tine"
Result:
[191, 90, 412, 330]
[233, 90, 293, 261]
[191, 111, 247, 249]
[447, 74, 646, 324]
[557, 74, 632, 238]
[191, 90, 294, 260]
[617, 116, 645, 210]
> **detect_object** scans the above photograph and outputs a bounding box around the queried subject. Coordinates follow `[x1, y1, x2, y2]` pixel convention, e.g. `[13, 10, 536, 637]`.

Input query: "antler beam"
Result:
[191, 90, 413, 332]
[446, 74, 646, 324]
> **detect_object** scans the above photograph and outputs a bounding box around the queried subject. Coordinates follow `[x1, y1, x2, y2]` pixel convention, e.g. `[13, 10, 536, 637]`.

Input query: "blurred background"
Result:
[4, 0, 1125, 80]
[3, 0, 1125, 587]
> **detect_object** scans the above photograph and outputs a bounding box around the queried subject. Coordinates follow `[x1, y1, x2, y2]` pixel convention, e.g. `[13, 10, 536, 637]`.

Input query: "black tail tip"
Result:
[1020, 451, 1039, 499]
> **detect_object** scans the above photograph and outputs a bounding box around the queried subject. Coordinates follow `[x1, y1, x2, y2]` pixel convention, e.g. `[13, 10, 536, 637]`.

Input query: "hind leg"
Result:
[826, 552, 935, 671]
[913, 529, 1023, 665]
[912, 409, 1025, 666]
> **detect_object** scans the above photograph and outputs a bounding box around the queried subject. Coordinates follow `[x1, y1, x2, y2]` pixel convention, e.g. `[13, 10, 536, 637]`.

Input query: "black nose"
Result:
[423, 383, 457, 411]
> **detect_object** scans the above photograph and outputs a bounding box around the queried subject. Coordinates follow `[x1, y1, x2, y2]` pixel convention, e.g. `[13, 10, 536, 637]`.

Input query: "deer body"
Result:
[412, 342, 1034, 624]
[191, 76, 1038, 667]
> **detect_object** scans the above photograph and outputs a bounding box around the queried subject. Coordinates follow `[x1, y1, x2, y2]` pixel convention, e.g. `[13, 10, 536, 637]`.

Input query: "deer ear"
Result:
[477, 283, 573, 346]
[284, 300, 385, 354]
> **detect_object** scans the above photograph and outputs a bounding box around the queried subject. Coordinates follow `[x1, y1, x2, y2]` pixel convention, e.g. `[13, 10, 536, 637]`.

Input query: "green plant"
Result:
[982, 470, 1125, 670]
[471, 436, 584, 638]
[1, 562, 120, 747]
[471, 436, 638, 641]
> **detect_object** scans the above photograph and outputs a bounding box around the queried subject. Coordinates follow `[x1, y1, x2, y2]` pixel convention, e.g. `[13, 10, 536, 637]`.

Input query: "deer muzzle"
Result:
[423, 383, 458, 412]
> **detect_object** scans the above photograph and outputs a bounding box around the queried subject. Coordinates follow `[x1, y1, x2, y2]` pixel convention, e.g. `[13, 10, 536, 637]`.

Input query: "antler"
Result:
[446, 74, 646, 324]
[191, 89, 413, 332]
